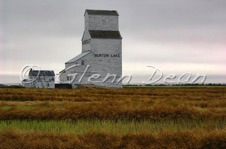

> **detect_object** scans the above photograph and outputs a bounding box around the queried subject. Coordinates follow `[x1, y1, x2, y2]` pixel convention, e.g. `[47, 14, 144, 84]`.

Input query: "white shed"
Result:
[22, 70, 55, 88]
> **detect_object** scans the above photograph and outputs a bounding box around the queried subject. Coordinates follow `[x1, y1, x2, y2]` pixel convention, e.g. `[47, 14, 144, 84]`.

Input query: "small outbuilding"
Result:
[22, 70, 55, 88]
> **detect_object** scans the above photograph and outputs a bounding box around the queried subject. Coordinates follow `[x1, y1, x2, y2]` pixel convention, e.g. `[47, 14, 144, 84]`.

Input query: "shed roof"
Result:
[89, 30, 122, 39]
[65, 51, 91, 64]
[29, 70, 55, 76]
[85, 9, 119, 16]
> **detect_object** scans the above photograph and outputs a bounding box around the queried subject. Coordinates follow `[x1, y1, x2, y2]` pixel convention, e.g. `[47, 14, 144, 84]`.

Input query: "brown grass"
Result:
[0, 128, 226, 149]
[0, 87, 226, 120]
[0, 87, 226, 148]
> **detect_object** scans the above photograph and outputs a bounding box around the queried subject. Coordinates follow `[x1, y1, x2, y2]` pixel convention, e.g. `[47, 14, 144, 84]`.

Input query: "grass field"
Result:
[0, 86, 226, 148]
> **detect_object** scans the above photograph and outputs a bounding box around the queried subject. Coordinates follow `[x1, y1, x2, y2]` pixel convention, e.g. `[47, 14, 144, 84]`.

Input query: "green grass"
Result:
[0, 119, 225, 135]
[1, 106, 13, 111]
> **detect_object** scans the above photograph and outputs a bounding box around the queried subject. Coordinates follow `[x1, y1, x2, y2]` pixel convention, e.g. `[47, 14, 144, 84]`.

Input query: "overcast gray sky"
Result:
[1, 0, 226, 84]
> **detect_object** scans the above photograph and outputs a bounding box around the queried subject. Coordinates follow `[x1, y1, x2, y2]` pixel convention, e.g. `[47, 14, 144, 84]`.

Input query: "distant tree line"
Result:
[0, 84, 24, 88]
[123, 83, 226, 87]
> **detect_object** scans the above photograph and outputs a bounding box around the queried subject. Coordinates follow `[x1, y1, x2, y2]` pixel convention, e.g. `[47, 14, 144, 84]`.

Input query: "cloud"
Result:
[1, 0, 226, 83]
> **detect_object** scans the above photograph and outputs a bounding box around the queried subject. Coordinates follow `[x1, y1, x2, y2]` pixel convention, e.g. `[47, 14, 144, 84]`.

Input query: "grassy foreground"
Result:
[1, 129, 226, 149]
[0, 86, 226, 148]
[0, 119, 225, 134]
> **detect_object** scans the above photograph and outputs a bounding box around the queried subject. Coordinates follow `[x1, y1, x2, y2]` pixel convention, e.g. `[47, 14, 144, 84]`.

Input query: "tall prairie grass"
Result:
[0, 129, 226, 148]
[0, 119, 225, 134]
[0, 87, 226, 148]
